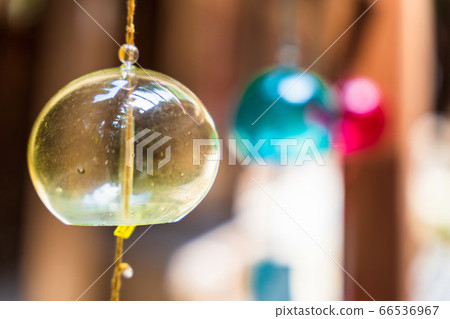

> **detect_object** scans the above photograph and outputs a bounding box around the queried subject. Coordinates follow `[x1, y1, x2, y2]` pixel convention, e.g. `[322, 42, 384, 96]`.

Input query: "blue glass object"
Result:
[251, 259, 291, 301]
[232, 66, 333, 163]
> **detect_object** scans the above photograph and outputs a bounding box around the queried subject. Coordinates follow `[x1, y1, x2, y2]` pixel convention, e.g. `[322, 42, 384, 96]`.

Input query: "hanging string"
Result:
[110, 0, 137, 302]
[111, 236, 124, 301]
[278, 0, 300, 66]
[126, 0, 136, 45]
[110, 226, 136, 301]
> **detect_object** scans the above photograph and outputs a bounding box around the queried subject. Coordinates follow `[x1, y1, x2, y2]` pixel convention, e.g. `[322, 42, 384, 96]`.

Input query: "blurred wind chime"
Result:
[231, 0, 339, 301]
[168, 0, 386, 301]
[27, 0, 220, 300]
[331, 77, 384, 154]
[168, 0, 344, 301]
[232, 0, 332, 160]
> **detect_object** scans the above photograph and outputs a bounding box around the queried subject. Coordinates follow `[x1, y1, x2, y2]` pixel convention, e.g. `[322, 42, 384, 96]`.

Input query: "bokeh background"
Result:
[0, 0, 449, 300]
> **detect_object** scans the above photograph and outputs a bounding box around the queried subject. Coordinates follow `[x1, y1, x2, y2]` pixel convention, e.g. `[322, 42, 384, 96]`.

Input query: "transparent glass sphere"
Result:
[28, 67, 220, 226]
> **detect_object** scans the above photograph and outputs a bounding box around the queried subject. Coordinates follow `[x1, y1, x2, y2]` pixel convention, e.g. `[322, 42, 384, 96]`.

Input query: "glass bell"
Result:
[231, 66, 333, 163]
[331, 77, 384, 154]
[28, 45, 220, 226]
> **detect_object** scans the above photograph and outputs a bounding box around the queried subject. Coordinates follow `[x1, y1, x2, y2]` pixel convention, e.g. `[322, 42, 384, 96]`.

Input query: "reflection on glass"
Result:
[28, 68, 220, 226]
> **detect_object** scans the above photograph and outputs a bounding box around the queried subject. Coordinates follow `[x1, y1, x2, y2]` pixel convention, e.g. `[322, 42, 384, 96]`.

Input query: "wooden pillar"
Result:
[21, 0, 120, 300]
[343, 0, 401, 300]
[398, 0, 435, 300]
[343, 0, 435, 300]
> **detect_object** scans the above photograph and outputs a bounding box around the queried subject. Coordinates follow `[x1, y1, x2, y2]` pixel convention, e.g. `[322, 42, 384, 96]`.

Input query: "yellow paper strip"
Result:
[114, 225, 136, 239]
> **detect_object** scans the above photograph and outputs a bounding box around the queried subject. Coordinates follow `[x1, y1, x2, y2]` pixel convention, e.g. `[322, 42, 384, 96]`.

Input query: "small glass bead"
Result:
[121, 264, 134, 279]
[118, 44, 139, 66]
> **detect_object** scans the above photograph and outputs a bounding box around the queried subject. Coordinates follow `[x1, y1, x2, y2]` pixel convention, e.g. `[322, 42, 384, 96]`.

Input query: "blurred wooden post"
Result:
[398, 0, 435, 300]
[21, 0, 120, 300]
[343, 0, 401, 300]
[343, 0, 435, 300]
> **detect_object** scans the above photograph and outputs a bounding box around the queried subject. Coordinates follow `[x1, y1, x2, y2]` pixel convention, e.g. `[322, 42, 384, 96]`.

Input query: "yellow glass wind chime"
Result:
[27, 0, 220, 300]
